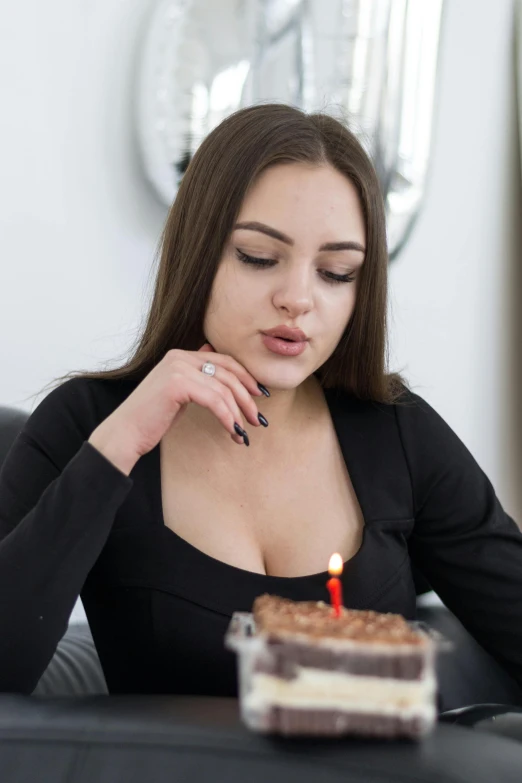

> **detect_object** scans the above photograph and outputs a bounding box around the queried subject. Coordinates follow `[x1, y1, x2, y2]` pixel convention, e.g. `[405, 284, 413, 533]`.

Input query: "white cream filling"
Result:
[244, 667, 437, 718]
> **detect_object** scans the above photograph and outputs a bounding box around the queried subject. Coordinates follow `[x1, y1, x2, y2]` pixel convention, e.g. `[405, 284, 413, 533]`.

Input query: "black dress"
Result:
[1, 376, 522, 697]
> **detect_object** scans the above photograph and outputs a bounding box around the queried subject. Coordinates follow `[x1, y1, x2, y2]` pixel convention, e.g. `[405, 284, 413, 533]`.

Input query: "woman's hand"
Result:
[87, 343, 266, 474]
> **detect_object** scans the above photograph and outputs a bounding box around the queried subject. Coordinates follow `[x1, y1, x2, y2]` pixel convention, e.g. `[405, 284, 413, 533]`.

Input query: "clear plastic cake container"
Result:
[225, 611, 452, 739]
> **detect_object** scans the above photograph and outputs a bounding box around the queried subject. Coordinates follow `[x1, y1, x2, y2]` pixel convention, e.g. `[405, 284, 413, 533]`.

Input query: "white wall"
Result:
[389, 0, 522, 521]
[1, 0, 521, 523]
[0, 0, 164, 410]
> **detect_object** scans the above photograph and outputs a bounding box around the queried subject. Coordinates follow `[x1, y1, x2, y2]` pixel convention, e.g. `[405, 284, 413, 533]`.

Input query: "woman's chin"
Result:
[226, 343, 316, 390]
[250, 365, 314, 391]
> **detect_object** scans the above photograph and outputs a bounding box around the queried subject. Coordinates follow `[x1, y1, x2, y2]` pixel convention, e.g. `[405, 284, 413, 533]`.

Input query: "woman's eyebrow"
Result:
[234, 221, 365, 253]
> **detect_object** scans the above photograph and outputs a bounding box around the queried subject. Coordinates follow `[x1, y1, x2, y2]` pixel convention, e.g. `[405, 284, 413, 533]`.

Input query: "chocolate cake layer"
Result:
[253, 594, 427, 647]
[255, 639, 426, 680]
[259, 706, 428, 738]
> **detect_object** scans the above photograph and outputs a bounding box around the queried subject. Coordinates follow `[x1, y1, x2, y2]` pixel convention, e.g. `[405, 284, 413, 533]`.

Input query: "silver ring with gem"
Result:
[201, 361, 216, 377]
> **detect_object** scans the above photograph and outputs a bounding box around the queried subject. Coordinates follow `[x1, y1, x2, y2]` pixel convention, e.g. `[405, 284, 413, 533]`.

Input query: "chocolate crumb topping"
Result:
[252, 594, 427, 646]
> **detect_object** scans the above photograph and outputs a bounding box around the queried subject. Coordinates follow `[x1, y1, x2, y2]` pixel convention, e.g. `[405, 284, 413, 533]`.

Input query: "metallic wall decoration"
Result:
[136, 0, 444, 260]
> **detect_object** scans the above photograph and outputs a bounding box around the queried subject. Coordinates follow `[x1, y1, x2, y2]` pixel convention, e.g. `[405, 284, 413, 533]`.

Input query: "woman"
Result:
[1, 104, 521, 700]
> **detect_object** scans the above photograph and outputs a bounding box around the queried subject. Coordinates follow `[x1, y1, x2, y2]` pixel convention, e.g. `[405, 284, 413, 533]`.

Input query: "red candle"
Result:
[326, 553, 344, 617]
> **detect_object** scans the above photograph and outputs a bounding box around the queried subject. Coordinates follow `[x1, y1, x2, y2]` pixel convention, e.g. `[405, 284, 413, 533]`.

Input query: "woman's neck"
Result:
[180, 373, 327, 455]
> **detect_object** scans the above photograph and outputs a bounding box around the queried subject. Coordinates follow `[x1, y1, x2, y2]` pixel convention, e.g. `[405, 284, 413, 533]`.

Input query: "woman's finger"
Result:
[189, 368, 248, 444]
[193, 345, 263, 399]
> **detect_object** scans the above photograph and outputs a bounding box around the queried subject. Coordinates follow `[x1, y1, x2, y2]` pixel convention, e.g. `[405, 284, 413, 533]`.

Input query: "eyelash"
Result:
[235, 250, 356, 285]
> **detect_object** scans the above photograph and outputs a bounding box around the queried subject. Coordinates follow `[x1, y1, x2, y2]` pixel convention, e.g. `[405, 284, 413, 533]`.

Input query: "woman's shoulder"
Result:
[325, 380, 428, 415]
[327, 381, 462, 452]
[383, 384, 473, 470]
[24, 375, 139, 447]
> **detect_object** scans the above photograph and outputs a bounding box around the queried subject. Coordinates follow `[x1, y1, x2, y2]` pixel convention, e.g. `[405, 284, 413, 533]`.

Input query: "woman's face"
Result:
[204, 162, 366, 390]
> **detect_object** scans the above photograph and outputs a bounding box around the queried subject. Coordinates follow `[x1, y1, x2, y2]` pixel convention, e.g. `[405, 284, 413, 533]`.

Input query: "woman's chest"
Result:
[159, 428, 365, 578]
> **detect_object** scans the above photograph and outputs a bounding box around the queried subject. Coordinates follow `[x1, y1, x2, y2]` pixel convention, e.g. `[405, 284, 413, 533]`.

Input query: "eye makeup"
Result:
[235, 249, 356, 285]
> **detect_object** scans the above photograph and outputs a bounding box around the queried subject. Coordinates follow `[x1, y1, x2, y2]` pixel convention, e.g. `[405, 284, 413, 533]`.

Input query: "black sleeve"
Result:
[396, 390, 522, 689]
[0, 380, 134, 693]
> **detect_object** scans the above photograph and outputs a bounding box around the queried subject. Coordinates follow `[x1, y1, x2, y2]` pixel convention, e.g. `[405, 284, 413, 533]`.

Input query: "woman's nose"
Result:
[272, 269, 314, 315]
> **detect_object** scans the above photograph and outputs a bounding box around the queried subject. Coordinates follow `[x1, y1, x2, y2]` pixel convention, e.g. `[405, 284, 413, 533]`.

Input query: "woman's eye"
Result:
[235, 249, 356, 284]
[235, 249, 274, 269]
[322, 270, 356, 284]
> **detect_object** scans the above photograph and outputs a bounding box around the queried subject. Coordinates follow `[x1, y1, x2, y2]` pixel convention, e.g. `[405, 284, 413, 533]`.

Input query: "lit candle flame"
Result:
[328, 553, 343, 577]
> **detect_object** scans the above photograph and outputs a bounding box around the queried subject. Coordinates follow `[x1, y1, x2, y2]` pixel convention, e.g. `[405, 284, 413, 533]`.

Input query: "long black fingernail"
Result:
[258, 413, 269, 427]
[234, 422, 250, 446]
[257, 383, 270, 397]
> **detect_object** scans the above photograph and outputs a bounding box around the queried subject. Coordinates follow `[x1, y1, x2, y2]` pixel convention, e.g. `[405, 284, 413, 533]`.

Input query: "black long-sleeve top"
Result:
[1, 376, 522, 697]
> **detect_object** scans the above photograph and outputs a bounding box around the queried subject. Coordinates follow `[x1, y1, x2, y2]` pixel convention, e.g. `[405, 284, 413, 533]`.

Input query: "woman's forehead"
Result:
[236, 164, 366, 245]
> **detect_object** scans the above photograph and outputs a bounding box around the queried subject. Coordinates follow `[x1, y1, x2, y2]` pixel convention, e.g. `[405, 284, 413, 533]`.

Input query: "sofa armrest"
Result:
[2, 694, 522, 783]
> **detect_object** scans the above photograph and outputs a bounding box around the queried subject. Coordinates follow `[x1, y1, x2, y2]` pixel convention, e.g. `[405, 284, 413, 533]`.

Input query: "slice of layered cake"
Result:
[225, 594, 440, 738]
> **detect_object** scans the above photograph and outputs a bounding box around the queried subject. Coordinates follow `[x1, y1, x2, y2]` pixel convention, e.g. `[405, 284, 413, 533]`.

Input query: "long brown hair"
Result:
[36, 103, 408, 405]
